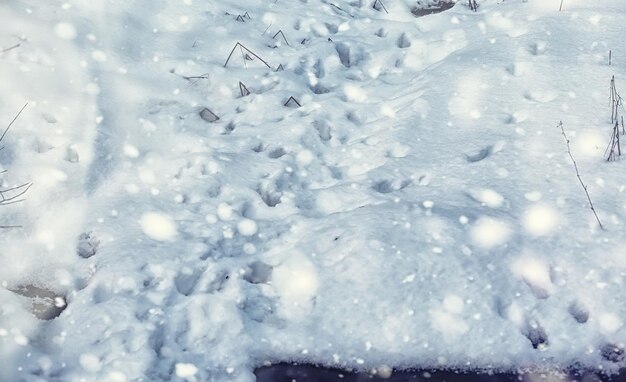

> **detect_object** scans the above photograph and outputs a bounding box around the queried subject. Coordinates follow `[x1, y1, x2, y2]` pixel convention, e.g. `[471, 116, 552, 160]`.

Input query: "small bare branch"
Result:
[223, 42, 271, 69]
[181, 73, 209, 81]
[1, 103, 28, 145]
[559, 121, 604, 230]
[272, 30, 290, 46]
[1, 43, 21, 53]
[0, 182, 32, 205]
[373, 0, 389, 14]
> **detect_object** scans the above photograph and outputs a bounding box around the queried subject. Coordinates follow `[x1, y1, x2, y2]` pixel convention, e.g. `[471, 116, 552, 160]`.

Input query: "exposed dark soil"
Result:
[255, 363, 625, 382]
[411, 1, 456, 17]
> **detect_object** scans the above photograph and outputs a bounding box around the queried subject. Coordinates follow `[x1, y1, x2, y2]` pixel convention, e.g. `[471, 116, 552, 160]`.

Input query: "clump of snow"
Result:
[139, 212, 178, 241]
[470, 217, 511, 249]
[79, 353, 102, 373]
[522, 204, 559, 236]
[217, 203, 234, 221]
[175, 363, 198, 379]
[237, 219, 258, 237]
[467, 188, 505, 208]
[599, 313, 623, 335]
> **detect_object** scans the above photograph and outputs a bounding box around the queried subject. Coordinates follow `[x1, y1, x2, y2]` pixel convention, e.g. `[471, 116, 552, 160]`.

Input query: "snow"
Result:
[175, 363, 199, 379]
[79, 353, 102, 373]
[522, 204, 559, 236]
[2, 0, 626, 380]
[470, 217, 511, 248]
[237, 218, 258, 237]
[53, 23, 77, 40]
[140, 212, 178, 241]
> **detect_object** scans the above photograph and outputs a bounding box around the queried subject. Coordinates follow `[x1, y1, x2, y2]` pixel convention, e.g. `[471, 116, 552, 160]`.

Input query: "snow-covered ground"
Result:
[2, 0, 626, 380]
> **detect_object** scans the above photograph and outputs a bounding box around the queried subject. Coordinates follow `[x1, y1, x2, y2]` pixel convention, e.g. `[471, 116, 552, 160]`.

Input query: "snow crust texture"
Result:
[2, 0, 626, 381]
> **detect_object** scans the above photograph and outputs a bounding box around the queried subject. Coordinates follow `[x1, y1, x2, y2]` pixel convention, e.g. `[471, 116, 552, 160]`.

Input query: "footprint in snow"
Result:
[372, 178, 412, 194]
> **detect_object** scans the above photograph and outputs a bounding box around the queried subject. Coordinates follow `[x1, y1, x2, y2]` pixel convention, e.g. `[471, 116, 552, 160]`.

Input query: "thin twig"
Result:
[239, 81, 250, 97]
[182, 75, 209, 80]
[559, 0, 564, 11]
[605, 120, 621, 161]
[559, 121, 604, 230]
[179, 72, 210, 88]
[272, 30, 290, 46]
[373, 0, 389, 14]
[1, 43, 21, 53]
[0, 183, 32, 205]
[284, 96, 301, 107]
[239, 44, 248, 69]
[1, 103, 28, 144]
[223, 42, 271, 69]
[261, 22, 273, 36]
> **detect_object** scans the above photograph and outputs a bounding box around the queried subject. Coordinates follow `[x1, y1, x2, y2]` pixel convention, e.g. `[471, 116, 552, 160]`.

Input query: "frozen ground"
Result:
[1, 0, 626, 381]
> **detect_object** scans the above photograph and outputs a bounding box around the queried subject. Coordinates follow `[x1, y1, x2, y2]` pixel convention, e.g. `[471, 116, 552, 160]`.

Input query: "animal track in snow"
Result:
[464, 141, 505, 163]
[511, 256, 553, 299]
[601, 343, 625, 363]
[521, 318, 549, 350]
[396, 33, 411, 48]
[242, 292, 276, 323]
[243, 261, 273, 284]
[464, 146, 492, 163]
[174, 267, 202, 296]
[258, 181, 282, 207]
[371, 178, 412, 194]
[568, 301, 590, 324]
[268, 147, 287, 159]
[77, 231, 100, 259]
[334, 42, 369, 68]
[313, 120, 332, 141]
[528, 41, 546, 56]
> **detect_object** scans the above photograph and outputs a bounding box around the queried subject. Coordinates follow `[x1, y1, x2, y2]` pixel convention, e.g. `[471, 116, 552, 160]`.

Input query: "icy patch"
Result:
[139, 212, 178, 241]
